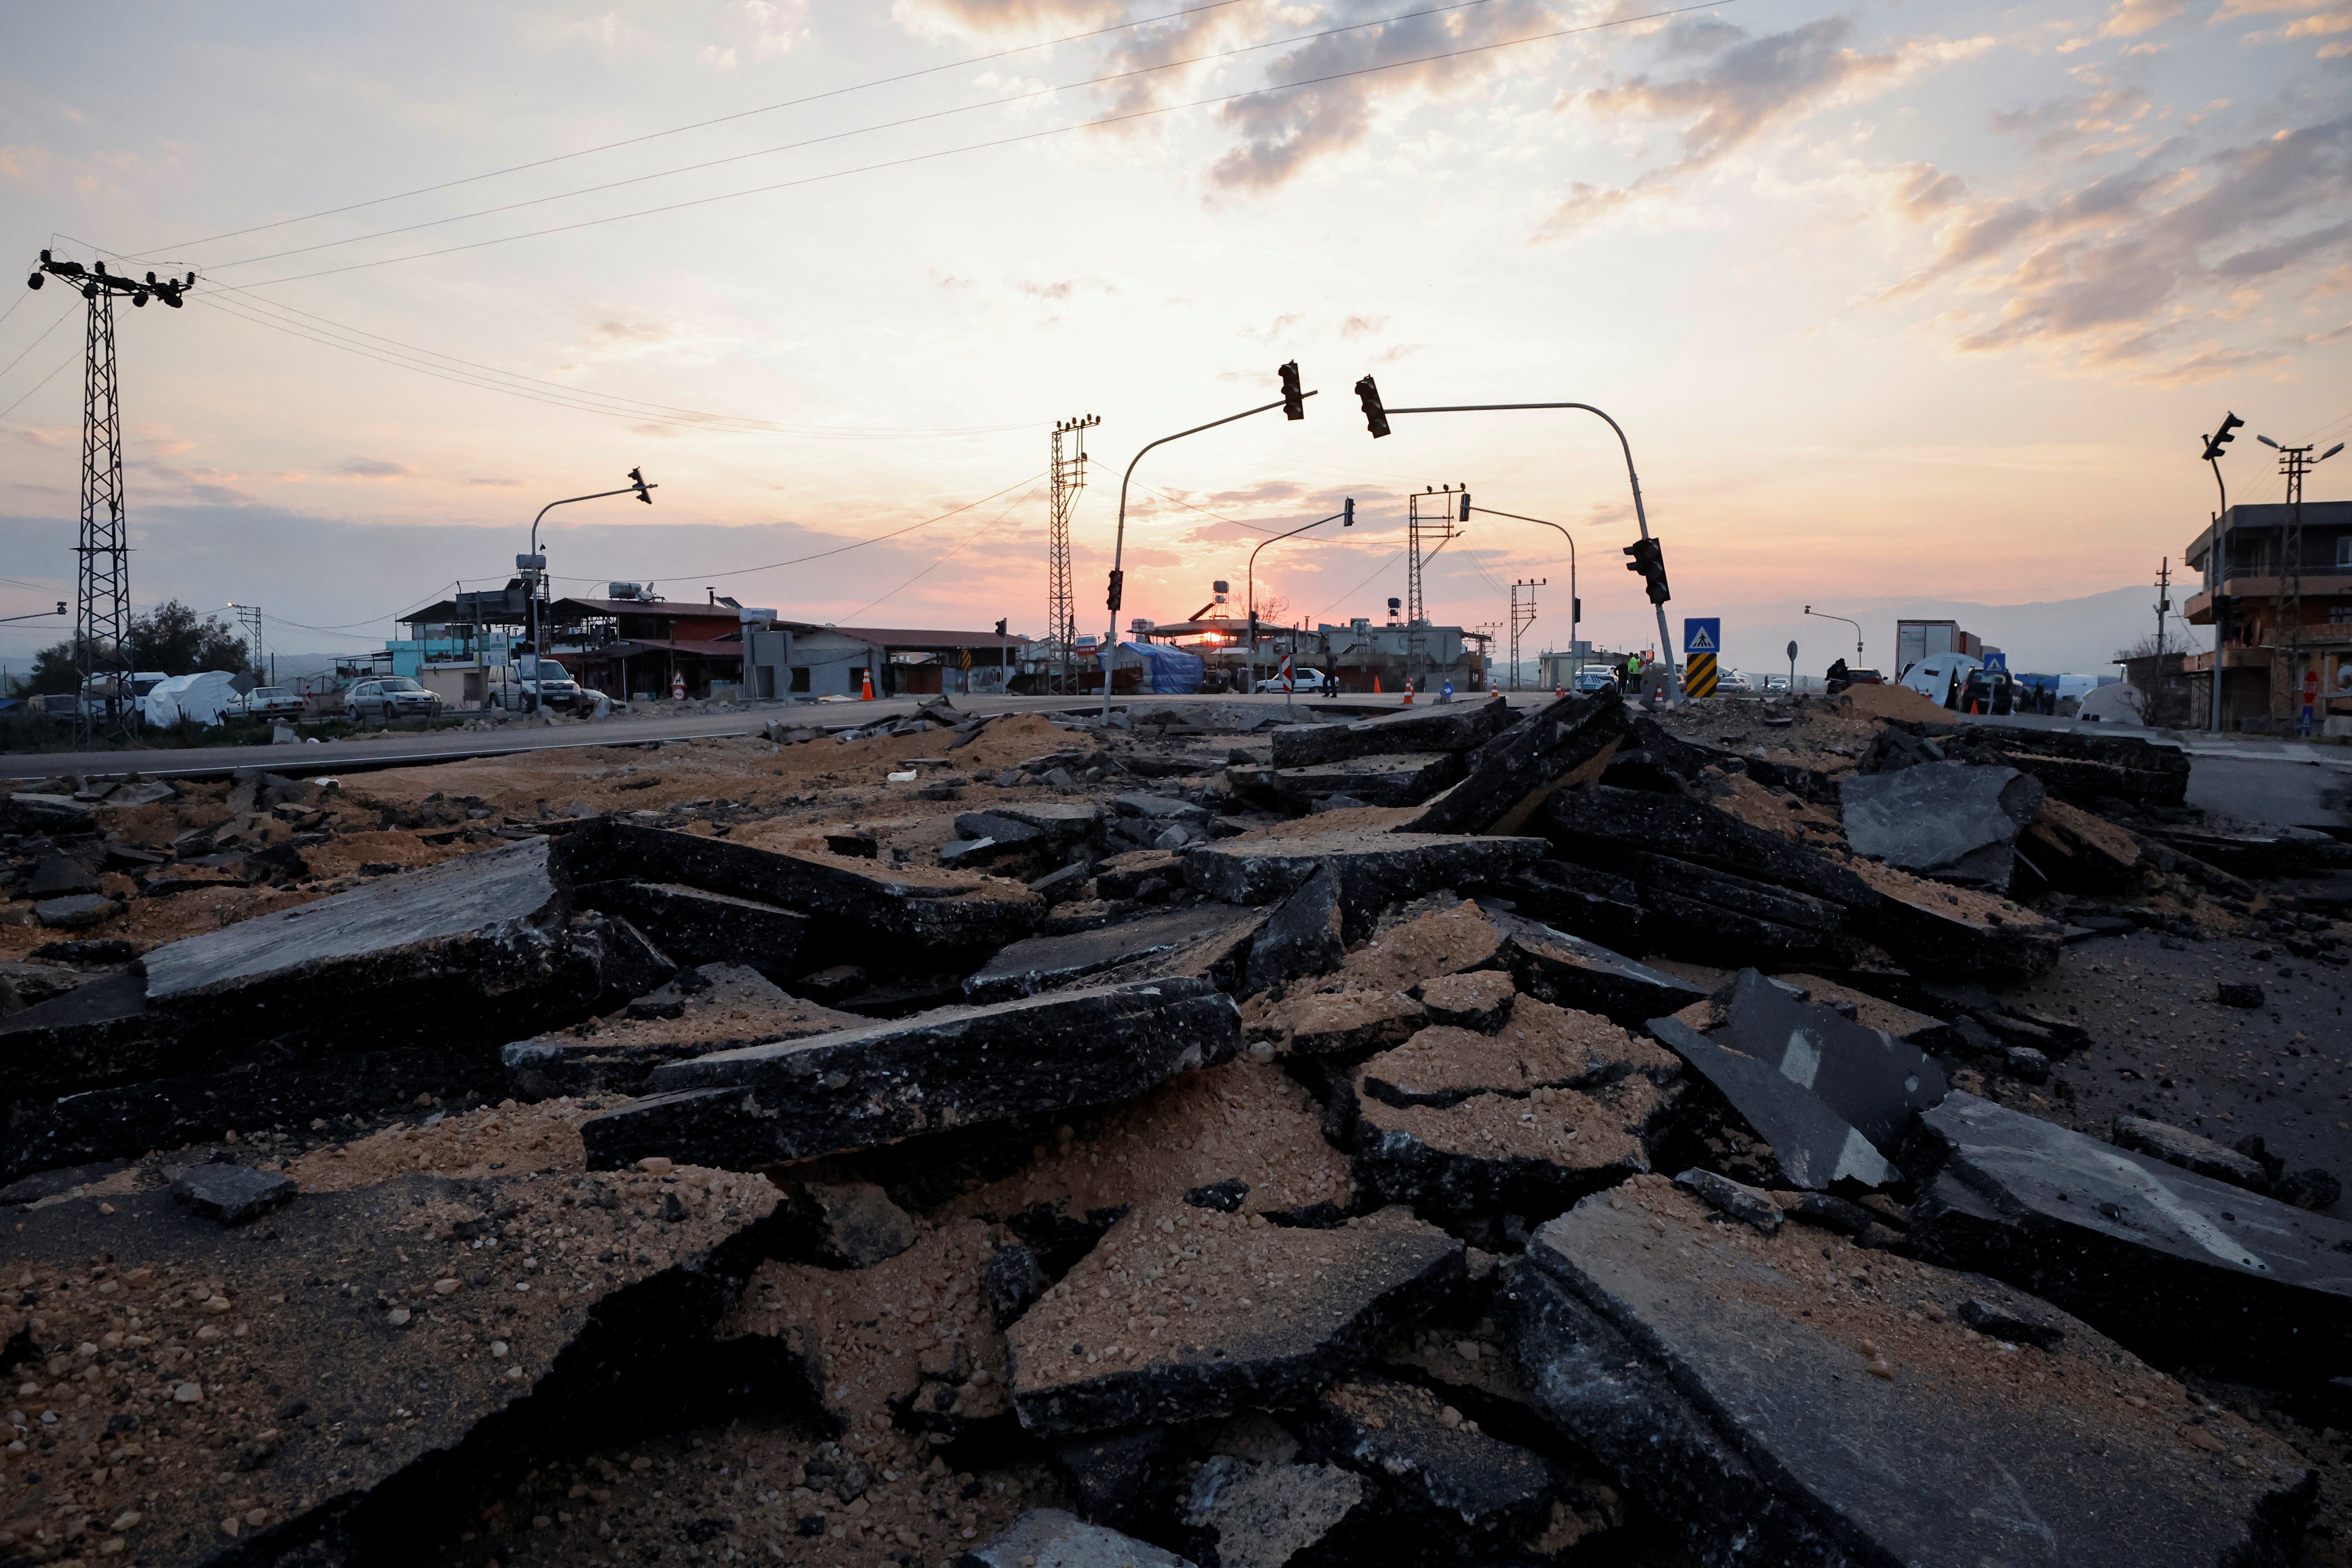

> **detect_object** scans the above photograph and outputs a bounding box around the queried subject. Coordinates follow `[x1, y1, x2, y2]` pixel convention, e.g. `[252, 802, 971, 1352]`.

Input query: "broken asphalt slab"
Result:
[1907, 1092, 2352, 1379]
[501, 963, 863, 1100]
[1267, 696, 1513, 769]
[1271, 752, 1465, 811]
[579, 977, 1241, 1170]
[965, 906, 1269, 1002]
[1301, 1374, 1560, 1539]
[1406, 691, 1630, 837]
[0, 1165, 783, 1568]
[960, 1508, 1197, 1568]
[573, 879, 807, 978]
[1502, 1174, 2315, 1568]
[1182, 829, 1546, 941]
[1007, 1202, 1462, 1434]
[1839, 761, 2045, 888]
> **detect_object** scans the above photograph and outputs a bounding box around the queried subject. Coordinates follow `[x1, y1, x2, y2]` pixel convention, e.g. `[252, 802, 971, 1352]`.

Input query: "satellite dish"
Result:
[2336, 664, 2352, 692]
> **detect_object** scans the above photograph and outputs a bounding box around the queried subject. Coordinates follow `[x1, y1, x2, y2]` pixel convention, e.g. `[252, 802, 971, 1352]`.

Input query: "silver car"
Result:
[236, 686, 307, 720]
[344, 677, 443, 723]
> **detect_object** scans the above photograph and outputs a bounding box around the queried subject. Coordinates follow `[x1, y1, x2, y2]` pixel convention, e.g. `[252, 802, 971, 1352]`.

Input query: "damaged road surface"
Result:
[4, 689, 2350, 1568]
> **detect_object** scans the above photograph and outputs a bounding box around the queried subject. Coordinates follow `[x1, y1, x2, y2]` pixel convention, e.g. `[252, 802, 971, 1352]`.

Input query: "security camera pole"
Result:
[1348, 380, 1680, 704]
[1101, 364, 1316, 721]
[523, 467, 655, 711]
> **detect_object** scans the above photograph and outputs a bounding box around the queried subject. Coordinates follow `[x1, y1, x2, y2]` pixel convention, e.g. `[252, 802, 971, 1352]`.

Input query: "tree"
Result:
[21, 637, 103, 695]
[1255, 593, 1290, 626]
[127, 601, 252, 676]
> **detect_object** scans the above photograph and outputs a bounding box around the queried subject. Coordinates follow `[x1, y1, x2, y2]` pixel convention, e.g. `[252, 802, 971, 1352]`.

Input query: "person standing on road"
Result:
[2302, 663, 2321, 736]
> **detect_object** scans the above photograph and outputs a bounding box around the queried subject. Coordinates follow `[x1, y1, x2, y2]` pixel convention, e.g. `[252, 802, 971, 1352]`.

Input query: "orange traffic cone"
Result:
[1555, 684, 1564, 697]
[1373, 676, 1381, 693]
[1400, 679, 1414, 706]
[860, 669, 875, 701]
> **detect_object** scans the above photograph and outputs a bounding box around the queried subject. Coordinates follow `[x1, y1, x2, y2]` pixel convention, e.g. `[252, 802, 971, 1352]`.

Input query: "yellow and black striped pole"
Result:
[1685, 652, 1719, 697]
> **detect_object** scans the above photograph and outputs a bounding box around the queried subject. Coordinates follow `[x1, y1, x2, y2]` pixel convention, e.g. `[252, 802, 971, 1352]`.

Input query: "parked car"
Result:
[496, 656, 583, 711]
[344, 677, 444, 723]
[230, 686, 306, 721]
[1252, 667, 1326, 692]
[1572, 668, 1617, 693]
[1716, 670, 1753, 693]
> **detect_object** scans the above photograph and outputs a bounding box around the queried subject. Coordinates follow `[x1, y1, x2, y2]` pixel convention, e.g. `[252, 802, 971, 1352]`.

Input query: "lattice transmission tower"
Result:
[1048, 414, 1098, 693]
[1405, 485, 1465, 685]
[1510, 579, 1545, 691]
[25, 250, 195, 740]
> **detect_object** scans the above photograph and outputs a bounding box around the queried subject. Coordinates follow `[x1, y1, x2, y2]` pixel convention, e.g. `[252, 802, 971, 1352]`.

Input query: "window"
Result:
[2336, 534, 2352, 568]
[789, 667, 811, 692]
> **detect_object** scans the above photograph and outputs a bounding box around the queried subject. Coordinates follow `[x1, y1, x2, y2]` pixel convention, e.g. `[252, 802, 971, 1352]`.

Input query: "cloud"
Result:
[337, 458, 414, 479]
[466, 477, 522, 487]
[1880, 113, 2352, 376]
[2100, 0, 2186, 36]
[1543, 19, 1992, 234]
[1989, 86, 2152, 151]
[1340, 314, 1388, 338]
[892, 0, 1126, 40]
[1207, 0, 1555, 194]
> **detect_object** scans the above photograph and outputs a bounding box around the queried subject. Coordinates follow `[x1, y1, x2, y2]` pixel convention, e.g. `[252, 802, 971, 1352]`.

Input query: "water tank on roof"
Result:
[608, 582, 644, 600]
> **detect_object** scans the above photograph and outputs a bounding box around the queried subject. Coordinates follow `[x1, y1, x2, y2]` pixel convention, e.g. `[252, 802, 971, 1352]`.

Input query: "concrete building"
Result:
[1314, 619, 1491, 694]
[2182, 499, 2352, 729]
[742, 622, 1025, 701]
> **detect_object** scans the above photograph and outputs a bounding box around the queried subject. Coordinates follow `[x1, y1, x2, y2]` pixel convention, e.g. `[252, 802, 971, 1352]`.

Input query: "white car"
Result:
[1252, 667, 1326, 692]
[230, 686, 306, 721]
[1763, 674, 1791, 692]
[1716, 670, 1753, 693]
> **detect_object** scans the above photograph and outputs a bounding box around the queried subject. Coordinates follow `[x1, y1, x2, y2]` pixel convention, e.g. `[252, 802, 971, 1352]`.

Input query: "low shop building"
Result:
[2182, 499, 2352, 730]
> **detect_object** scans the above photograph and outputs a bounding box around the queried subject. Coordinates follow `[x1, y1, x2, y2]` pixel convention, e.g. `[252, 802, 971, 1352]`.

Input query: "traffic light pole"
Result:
[1377, 401, 1679, 704]
[1101, 390, 1317, 720]
[524, 471, 655, 711]
[1248, 508, 1348, 693]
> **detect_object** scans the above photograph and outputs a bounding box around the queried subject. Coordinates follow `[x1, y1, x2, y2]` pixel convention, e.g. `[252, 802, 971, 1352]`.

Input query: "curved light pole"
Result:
[524, 468, 654, 709]
[1468, 505, 1576, 689]
[1802, 606, 1862, 662]
[1366, 397, 1678, 702]
[1248, 505, 1351, 694]
[1102, 384, 1317, 719]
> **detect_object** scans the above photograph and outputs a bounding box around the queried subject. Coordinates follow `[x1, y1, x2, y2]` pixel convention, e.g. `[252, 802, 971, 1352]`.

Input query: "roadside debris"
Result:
[1, 690, 2345, 1566]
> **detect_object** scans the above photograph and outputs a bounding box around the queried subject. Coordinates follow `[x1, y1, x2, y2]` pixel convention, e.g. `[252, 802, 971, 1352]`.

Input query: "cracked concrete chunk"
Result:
[1008, 1202, 1462, 1434]
[1260, 988, 1426, 1057]
[1908, 1091, 2352, 1377]
[1673, 1167, 1781, 1233]
[960, 1508, 1197, 1568]
[1412, 970, 1516, 1032]
[1358, 1000, 1678, 1110]
[581, 978, 1241, 1170]
[2110, 1114, 2272, 1192]
[1504, 1174, 2315, 1568]
[1351, 1073, 1671, 1220]
[1475, 904, 1708, 1027]
[1243, 864, 1345, 996]
[1649, 1013, 1895, 1192]
[1840, 761, 2045, 889]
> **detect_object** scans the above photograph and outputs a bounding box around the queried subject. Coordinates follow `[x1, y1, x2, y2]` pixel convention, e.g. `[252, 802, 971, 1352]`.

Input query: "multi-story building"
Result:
[2181, 499, 2352, 730]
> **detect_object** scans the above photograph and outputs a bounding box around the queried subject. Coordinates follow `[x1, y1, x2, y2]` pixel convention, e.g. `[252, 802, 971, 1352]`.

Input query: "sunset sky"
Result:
[2, 0, 2347, 675]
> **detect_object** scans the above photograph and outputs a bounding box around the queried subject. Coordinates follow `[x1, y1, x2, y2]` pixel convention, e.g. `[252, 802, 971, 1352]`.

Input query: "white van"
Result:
[1898, 652, 1983, 710]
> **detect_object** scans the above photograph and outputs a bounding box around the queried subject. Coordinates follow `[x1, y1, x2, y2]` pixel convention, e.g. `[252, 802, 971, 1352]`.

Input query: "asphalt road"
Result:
[9, 690, 2349, 830]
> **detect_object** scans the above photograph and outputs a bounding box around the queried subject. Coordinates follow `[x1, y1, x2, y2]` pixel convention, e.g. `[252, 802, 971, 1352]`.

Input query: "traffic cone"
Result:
[1400, 679, 1414, 706]
[860, 669, 875, 702]
[1555, 685, 1564, 697]
[1373, 676, 1381, 693]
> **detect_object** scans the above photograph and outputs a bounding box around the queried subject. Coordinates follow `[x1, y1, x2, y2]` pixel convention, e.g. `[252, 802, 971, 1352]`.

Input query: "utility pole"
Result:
[229, 603, 265, 679]
[1048, 415, 1097, 695]
[1406, 485, 1466, 688]
[1510, 579, 1544, 691]
[2153, 559, 2170, 662]
[25, 250, 195, 741]
[2254, 432, 2343, 720]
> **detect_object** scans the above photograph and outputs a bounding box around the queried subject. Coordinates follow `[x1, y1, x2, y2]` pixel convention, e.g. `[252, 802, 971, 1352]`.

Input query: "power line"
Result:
[1127, 478, 1294, 536]
[123, 0, 1263, 258]
[681, 473, 1048, 580]
[1314, 546, 1408, 620]
[177, 276, 1030, 437]
[840, 484, 1044, 620]
[0, 355, 73, 419]
[197, 1, 1505, 274]
[0, 306, 72, 383]
[227, 0, 1737, 288]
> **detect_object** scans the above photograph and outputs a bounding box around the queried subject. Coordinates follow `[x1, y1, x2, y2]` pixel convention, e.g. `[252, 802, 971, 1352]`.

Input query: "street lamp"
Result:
[524, 468, 655, 710]
[1101, 367, 1317, 720]
[1467, 505, 1577, 688]
[1802, 606, 1862, 663]
[1248, 503, 1352, 699]
[1348, 383, 1681, 702]
[2201, 412, 2243, 733]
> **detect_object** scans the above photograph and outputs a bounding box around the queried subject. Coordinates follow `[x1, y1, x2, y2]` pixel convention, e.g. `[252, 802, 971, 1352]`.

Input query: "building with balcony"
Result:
[2182, 499, 2352, 729]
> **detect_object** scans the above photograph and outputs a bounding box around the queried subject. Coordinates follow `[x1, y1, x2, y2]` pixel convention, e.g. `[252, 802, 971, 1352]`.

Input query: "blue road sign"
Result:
[1682, 618, 1720, 655]
[1981, 651, 2008, 673]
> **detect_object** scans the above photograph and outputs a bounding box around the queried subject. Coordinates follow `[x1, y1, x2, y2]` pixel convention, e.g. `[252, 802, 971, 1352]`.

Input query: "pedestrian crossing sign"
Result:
[1683, 618, 1720, 654]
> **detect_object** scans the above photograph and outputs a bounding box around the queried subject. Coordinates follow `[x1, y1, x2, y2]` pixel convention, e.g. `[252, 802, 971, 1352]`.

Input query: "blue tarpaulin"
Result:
[1117, 641, 1204, 695]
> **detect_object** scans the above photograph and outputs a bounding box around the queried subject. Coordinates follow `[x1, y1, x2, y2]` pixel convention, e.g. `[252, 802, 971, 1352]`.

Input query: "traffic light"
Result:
[1106, 569, 1125, 613]
[629, 466, 654, 503]
[1623, 537, 1670, 605]
[1278, 361, 1305, 421]
[1355, 375, 1390, 439]
[1342, 497, 1355, 526]
[2201, 412, 2243, 463]
[1457, 489, 1470, 522]
[995, 618, 1007, 637]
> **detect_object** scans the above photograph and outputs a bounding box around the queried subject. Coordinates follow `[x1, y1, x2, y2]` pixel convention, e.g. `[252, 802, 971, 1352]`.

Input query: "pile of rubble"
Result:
[2, 689, 2348, 1568]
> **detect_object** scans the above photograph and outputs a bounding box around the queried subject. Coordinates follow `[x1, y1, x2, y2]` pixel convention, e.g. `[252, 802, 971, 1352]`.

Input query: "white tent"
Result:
[144, 670, 243, 727]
